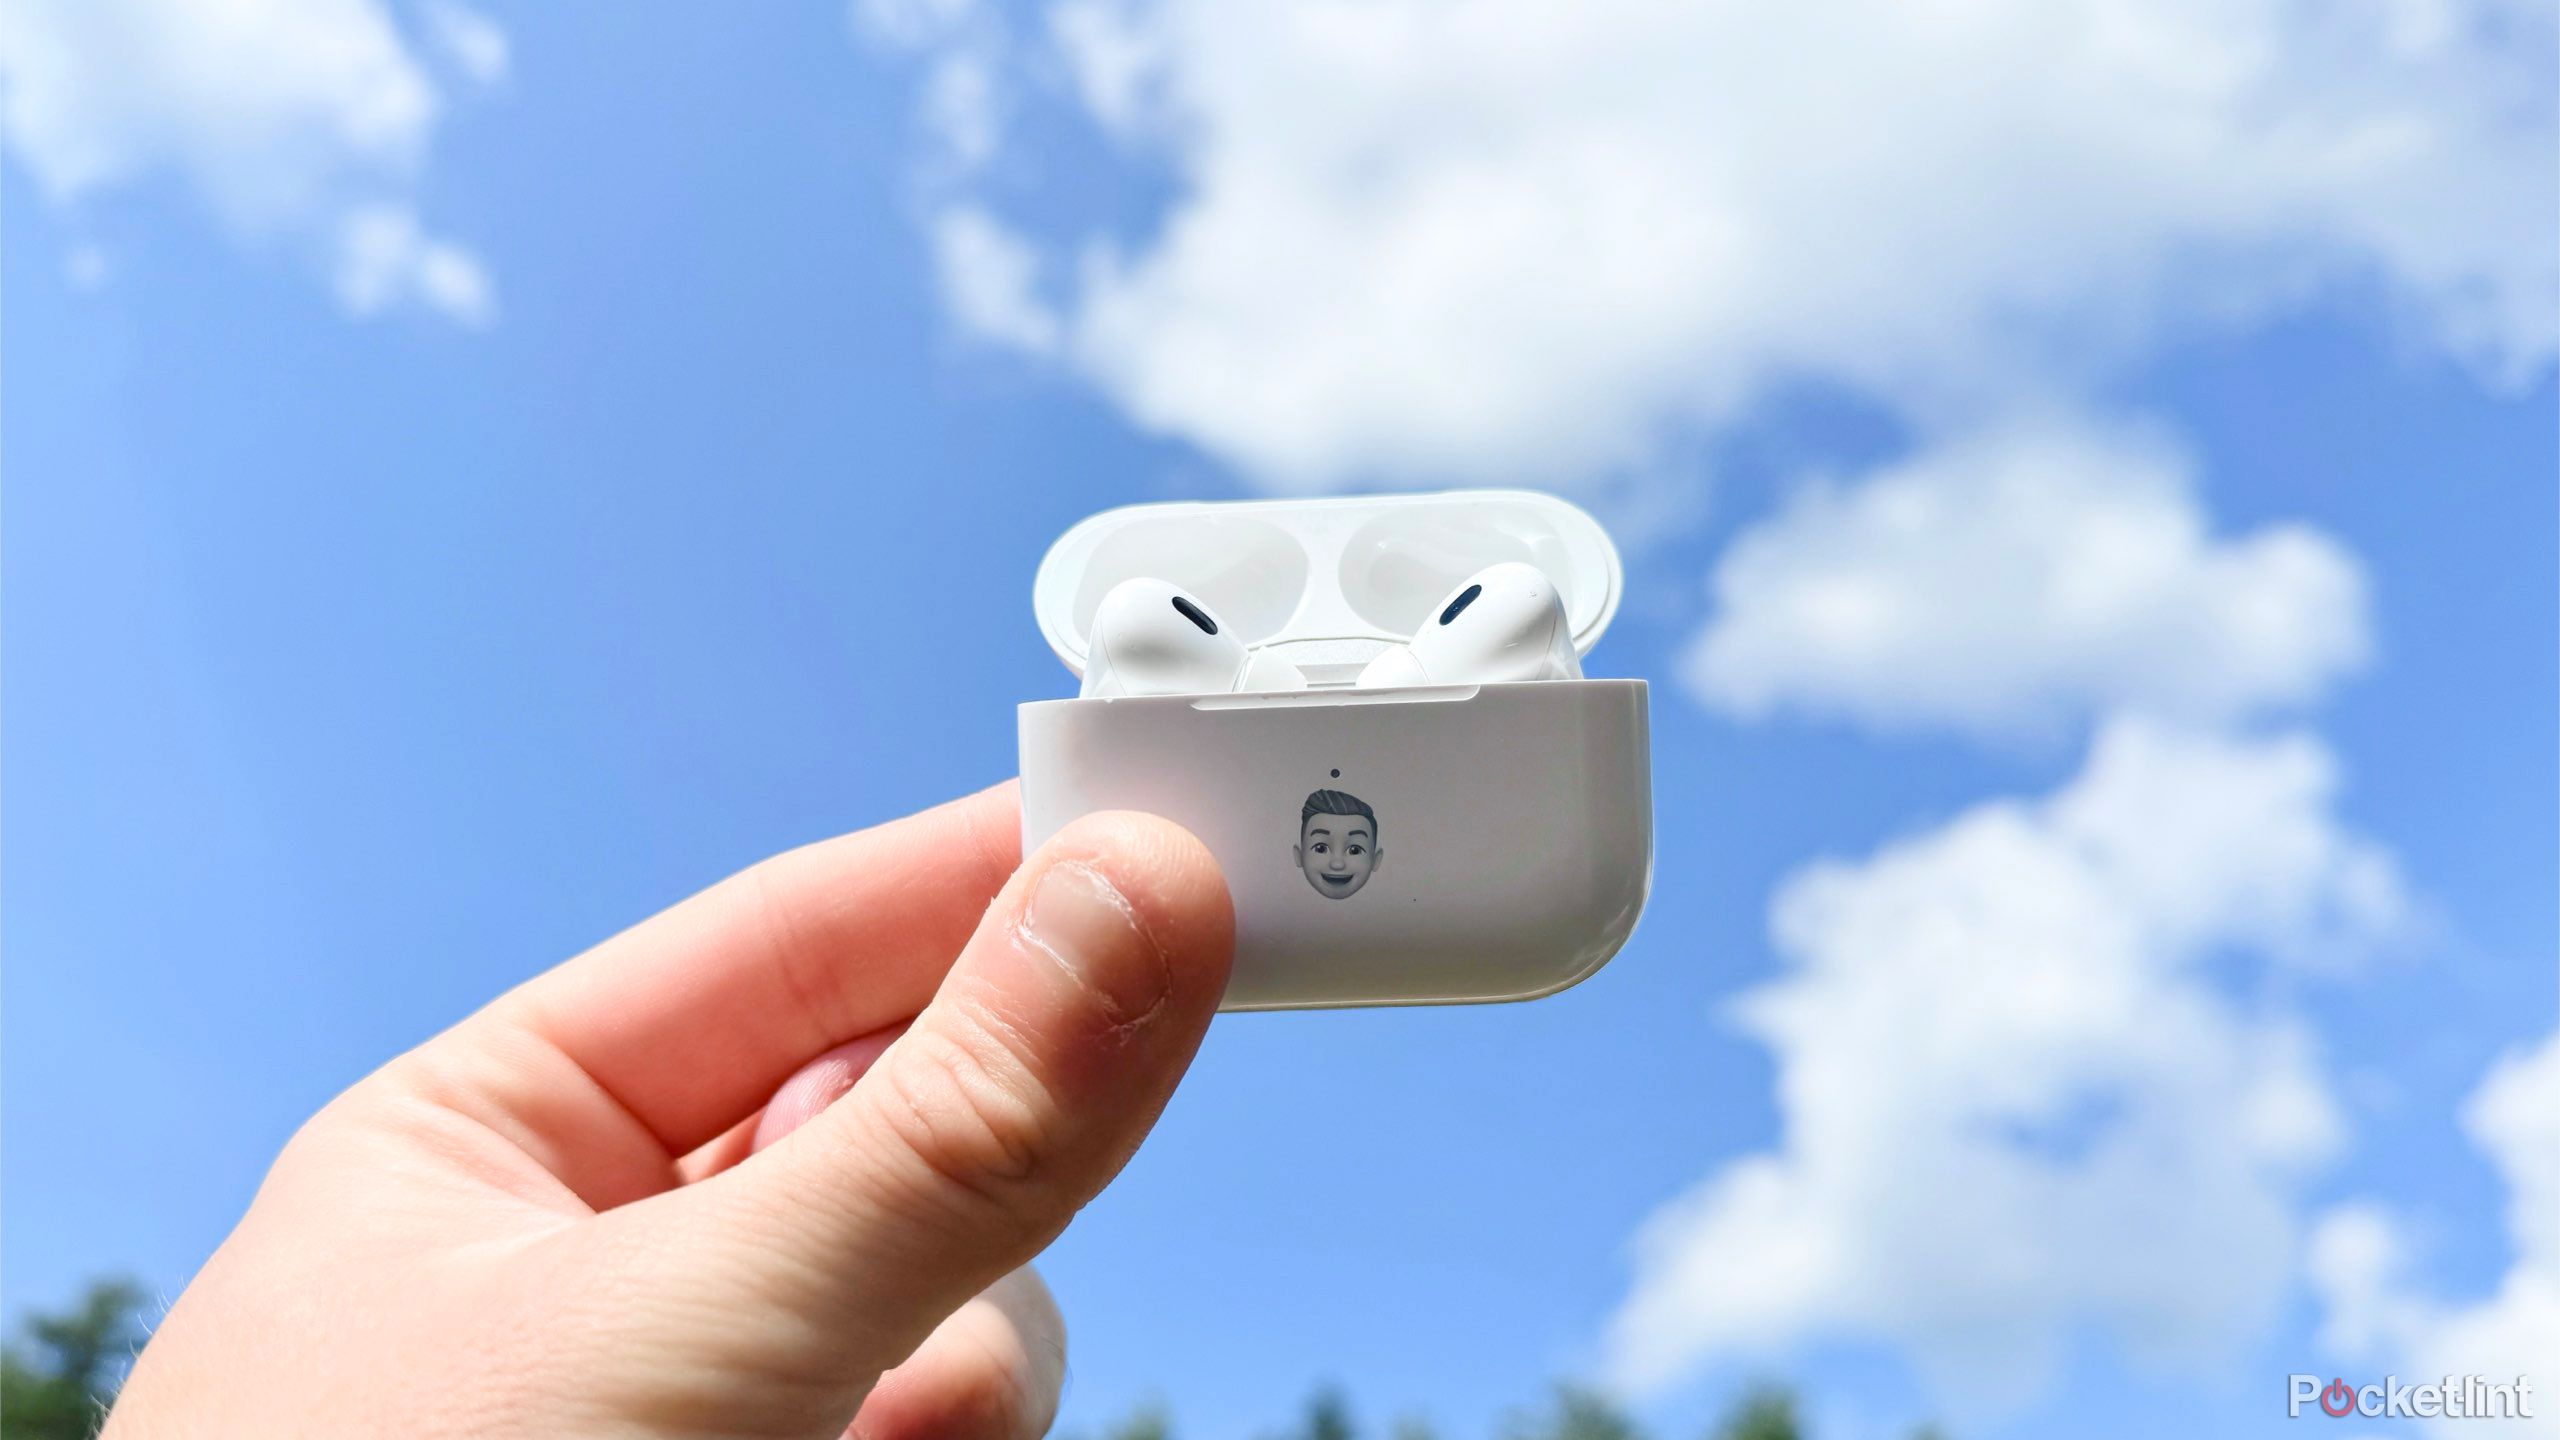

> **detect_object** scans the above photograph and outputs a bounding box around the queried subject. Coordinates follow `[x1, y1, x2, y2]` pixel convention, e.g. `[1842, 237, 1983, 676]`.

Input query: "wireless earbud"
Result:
[1081, 578, 1305, 697]
[1355, 562, 1582, 688]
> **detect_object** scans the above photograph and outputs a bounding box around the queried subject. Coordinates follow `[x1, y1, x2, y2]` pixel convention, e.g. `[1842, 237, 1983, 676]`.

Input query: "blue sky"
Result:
[4, 4, 2555, 1437]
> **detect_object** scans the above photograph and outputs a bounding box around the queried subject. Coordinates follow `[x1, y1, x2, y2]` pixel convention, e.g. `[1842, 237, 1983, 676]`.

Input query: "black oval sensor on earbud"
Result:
[1438, 583, 1483, 626]
[1171, 594, 1219, 635]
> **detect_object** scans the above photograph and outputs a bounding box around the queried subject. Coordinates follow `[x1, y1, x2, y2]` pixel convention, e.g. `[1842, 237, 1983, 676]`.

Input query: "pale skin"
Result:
[103, 783, 1235, 1440]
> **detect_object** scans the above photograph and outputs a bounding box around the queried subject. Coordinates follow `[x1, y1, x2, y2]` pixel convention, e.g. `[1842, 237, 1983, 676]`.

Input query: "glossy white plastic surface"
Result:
[1079, 578, 1255, 698]
[1034, 490, 1621, 687]
[1355, 561, 1581, 688]
[1020, 489, 1652, 1011]
[1019, 681, 1651, 1010]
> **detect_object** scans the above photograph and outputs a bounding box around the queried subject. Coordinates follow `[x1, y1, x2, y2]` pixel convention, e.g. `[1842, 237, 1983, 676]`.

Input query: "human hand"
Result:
[105, 784, 1233, 1439]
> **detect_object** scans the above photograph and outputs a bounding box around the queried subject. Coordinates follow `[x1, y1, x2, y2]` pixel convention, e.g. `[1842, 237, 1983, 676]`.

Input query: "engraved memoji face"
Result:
[1295, 788, 1381, 899]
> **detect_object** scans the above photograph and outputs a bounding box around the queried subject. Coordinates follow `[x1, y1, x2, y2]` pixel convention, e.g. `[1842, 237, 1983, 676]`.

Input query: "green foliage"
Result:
[1708, 1384, 1802, 1440]
[1106, 1399, 1176, 1440]
[1, 1279, 149, 1440]
[1501, 1383, 1644, 1440]
[1289, 1385, 1357, 1440]
[1087, 1379, 1935, 1440]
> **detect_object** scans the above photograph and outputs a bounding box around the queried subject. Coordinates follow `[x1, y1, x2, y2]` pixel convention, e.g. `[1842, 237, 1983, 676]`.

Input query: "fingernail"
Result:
[1020, 860, 1170, 1024]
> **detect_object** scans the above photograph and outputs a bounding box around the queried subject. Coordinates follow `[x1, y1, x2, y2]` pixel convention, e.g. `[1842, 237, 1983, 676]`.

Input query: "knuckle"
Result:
[863, 1019, 1059, 1239]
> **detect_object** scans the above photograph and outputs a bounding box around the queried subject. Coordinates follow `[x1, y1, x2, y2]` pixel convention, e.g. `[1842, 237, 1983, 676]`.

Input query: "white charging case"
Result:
[1017, 490, 1652, 1011]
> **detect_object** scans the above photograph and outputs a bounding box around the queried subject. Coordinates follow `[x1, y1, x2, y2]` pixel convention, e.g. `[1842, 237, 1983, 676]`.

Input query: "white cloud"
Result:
[855, 0, 1006, 177]
[886, 0, 2556, 489]
[923, 51, 1000, 172]
[1049, 0, 1163, 138]
[0, 0, 499, 324]
[1684, 417, 2372, 740]
[333, 202, 494, 327]
[0, 0, 431, 221]
[65, 243, 109, 291]
[855, 0, 981, 51]
[2311, 1030, 2560, 1434]
[933, 203, 1061, 353]
[1601, 718, 2403, 1410]
[423, 0, 509, 89]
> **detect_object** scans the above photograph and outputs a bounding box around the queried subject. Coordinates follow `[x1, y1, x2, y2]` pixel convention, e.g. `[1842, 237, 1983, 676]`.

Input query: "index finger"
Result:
[437, 782, 1023, 1185]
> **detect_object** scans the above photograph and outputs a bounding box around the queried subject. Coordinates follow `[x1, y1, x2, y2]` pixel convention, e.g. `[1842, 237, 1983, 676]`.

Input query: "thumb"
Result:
[564, 811, 1232, 1433]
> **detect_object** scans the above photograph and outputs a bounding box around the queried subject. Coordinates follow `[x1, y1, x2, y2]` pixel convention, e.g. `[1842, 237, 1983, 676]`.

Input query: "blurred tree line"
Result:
[1072, 1381, 1946, 1440]
[5, 1280, 1948, 1440]
[1, 1281, 146, 1440]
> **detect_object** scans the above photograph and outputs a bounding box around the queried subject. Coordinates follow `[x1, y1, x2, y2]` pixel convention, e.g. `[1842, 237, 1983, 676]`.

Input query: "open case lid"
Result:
[1033, 490, 1624, 685]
